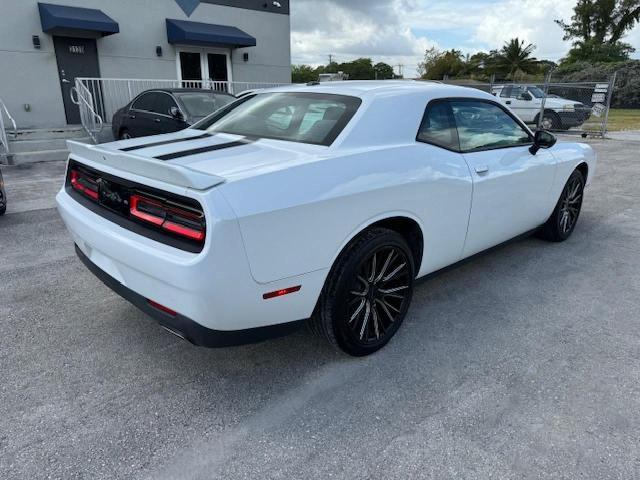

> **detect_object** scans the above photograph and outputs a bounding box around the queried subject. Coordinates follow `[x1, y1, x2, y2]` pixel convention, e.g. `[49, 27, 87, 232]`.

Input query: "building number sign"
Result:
[69, 45, 85, 54]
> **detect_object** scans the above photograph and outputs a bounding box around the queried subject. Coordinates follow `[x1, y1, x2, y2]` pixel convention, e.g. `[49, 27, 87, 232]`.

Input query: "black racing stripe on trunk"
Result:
[154, 137, 256, 161]
[120, 133, 213, 152]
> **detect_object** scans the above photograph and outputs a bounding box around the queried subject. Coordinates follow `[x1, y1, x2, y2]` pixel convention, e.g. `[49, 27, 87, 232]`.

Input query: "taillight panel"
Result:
[66, 160, 206, 253]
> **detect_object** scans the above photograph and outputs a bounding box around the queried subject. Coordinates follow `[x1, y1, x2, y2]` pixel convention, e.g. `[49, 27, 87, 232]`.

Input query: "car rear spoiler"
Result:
[66, 141, 226, 191]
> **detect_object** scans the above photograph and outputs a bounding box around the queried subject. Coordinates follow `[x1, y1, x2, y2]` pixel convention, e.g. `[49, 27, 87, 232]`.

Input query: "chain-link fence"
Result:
[442, 73, 617, 137]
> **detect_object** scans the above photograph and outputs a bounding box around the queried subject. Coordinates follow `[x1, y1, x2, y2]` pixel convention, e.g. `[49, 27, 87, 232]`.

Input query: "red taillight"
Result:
[162, 220, 205, 242]
[129, 195, 164, 226]
[70, 170, 99, 200]
[148, 300, 177, 316]
[129, 194, 205, 243]
[263, 286, 302, 300]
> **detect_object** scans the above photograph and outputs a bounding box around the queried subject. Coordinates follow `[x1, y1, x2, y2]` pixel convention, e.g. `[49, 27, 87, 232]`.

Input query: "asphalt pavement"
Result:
[1, 137, 639, 479]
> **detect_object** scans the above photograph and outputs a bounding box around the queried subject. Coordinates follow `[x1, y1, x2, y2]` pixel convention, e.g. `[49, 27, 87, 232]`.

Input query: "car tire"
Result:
[119, 129, 132, 140]
[535, 110, 562, 130]
[0, 204, 5, 216]
[310, 227, 415, 356]
[538, 169, 585, 242]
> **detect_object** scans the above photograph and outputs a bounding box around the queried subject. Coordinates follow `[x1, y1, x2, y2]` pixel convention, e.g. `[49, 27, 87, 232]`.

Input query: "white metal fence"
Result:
[0, 97, 17, 164]
[73, 78, 289, 141]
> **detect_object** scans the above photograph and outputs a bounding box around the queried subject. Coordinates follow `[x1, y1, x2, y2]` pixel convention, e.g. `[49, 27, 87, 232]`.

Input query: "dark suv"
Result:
[112, 89, 235, 140]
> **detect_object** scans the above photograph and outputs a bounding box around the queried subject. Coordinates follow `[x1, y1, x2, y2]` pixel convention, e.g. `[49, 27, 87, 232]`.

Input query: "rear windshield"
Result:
[175, 92, 235, 118]
[196, 92, 362, 146]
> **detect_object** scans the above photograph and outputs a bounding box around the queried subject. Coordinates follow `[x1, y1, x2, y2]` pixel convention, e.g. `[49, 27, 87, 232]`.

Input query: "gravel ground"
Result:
[1, 137, 639, 479]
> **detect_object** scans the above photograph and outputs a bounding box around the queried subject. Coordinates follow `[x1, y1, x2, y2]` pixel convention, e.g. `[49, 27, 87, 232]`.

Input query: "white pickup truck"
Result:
[492, 85, 591, 131]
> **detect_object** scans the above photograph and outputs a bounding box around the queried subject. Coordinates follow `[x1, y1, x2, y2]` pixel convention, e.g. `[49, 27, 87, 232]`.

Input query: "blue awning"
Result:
[166, 19, 256, 48]
[38, 3, 119, 37]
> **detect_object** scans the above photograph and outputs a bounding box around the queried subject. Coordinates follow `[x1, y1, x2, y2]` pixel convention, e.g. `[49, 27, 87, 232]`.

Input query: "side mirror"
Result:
[170, 106, 183, 120]
[529, 130, 557, 155]
[519, 92, 533, 101]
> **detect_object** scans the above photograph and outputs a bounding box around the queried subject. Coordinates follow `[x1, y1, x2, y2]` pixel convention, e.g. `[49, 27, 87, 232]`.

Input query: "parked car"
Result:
[492, 85, 591, 130]
[0, 168, 6, 215]
[111, 89, 235, 139]
[58, 81, 596, 356]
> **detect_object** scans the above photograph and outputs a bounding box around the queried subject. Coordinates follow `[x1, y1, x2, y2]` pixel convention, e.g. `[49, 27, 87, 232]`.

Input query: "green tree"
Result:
[374, 62, 395, 79]
[494, 38, 539, 79]
[419, 48, 465, 79]
[338, 58, 375, 80]
[291, 64, 319, 83]
[556, 0, 640, 63]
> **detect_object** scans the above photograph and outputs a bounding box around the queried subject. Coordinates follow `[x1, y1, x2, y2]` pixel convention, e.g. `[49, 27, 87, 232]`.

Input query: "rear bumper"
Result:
[75, 244, 305, 347]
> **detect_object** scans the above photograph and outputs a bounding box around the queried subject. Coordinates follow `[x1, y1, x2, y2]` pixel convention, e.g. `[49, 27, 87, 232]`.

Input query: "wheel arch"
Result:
[330, 212, 425, 277]
[575, 161, 589, 183]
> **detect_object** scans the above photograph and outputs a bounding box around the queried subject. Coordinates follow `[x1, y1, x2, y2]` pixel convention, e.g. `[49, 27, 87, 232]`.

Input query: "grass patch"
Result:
[606, 109, 640, 131]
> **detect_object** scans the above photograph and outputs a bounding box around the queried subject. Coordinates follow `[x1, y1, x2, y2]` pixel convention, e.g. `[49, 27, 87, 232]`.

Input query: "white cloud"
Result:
[290, 0, 640, 78]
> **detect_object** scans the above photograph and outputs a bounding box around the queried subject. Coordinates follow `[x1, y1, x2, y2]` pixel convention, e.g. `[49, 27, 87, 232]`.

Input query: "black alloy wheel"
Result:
[539, 169, 585, 242]
[311, 227, 415, 356]
[346, 245, 412, 345]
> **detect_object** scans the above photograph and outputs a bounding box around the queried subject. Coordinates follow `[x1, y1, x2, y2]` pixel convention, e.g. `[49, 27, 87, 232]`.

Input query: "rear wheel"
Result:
[538, 169, 585, 242]
[119, 129, 132, 140]
[311, 228, 415, 356]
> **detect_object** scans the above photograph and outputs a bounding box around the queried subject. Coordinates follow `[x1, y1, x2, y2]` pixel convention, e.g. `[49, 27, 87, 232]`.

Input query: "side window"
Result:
[499, 86, 511, 98]
[417, 101, 459, 151]
[154, 94, 179, 116]
[450, 100, 532, 152]
[509, 86, 525, 99]
[131, 93, 156, 112]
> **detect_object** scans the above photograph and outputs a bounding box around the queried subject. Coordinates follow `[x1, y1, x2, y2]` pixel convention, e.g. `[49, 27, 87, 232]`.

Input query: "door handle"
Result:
[154, 118, 161, 123]
[505, 100, 511, 105]
[129, 115, 136, 119]
[475, 165, 489, 174]
[62, 79, 71, 84]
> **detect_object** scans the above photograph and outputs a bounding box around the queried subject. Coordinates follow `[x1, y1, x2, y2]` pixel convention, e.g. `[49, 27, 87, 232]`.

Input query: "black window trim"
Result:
[416, 97, 534, 154]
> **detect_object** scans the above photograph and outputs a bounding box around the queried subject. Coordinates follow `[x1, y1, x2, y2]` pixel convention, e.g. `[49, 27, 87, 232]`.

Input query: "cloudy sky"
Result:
[289, 0, 640, 77]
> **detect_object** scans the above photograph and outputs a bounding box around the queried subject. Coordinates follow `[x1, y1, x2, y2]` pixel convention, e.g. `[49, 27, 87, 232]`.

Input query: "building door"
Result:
[179, 51, 203, 85]
[177, 49, 232, 89]
[53, 36, 101, 124]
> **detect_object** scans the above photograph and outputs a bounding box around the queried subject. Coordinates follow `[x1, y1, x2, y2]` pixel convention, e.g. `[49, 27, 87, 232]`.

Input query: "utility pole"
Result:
[328, 54, 334, 65]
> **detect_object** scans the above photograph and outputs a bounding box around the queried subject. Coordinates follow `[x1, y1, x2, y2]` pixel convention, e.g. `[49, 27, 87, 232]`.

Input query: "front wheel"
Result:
[538, 169, 585, 242]
[311, 227, 415, 356]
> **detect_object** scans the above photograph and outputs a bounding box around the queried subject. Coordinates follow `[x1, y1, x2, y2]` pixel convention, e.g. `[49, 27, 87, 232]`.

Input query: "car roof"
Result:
[141, 88, 234, 96]
[259, 80, 494, 101]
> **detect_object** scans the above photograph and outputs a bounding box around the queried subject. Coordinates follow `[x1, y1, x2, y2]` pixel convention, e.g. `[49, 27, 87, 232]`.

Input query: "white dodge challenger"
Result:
[57, 81, 596, 356]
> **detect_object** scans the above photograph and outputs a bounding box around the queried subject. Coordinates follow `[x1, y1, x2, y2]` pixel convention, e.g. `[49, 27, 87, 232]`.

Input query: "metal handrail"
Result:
[0, 98, 17, 160]
[71, 81, 103, 144]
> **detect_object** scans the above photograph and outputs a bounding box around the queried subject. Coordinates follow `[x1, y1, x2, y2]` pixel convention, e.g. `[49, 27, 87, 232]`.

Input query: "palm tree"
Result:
[495, 38, 538, 80]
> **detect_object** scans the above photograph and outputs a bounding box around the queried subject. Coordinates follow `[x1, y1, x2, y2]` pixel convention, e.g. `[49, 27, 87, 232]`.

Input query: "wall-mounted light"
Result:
[32, 35, 41, 49]
[156, 46, 163, 57]
[243, 52, 249, 62]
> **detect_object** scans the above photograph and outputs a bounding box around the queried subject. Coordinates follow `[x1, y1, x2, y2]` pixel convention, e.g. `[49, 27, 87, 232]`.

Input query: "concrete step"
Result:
[8, 137, 92, 153]
[11, 149, 69, 165]
[10, 126, 88, 141]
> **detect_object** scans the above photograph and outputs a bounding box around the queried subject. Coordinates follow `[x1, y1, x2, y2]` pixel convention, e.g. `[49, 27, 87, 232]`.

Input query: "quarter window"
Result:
[450, 100, 531, 152]
[417, 101, 459, 150]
